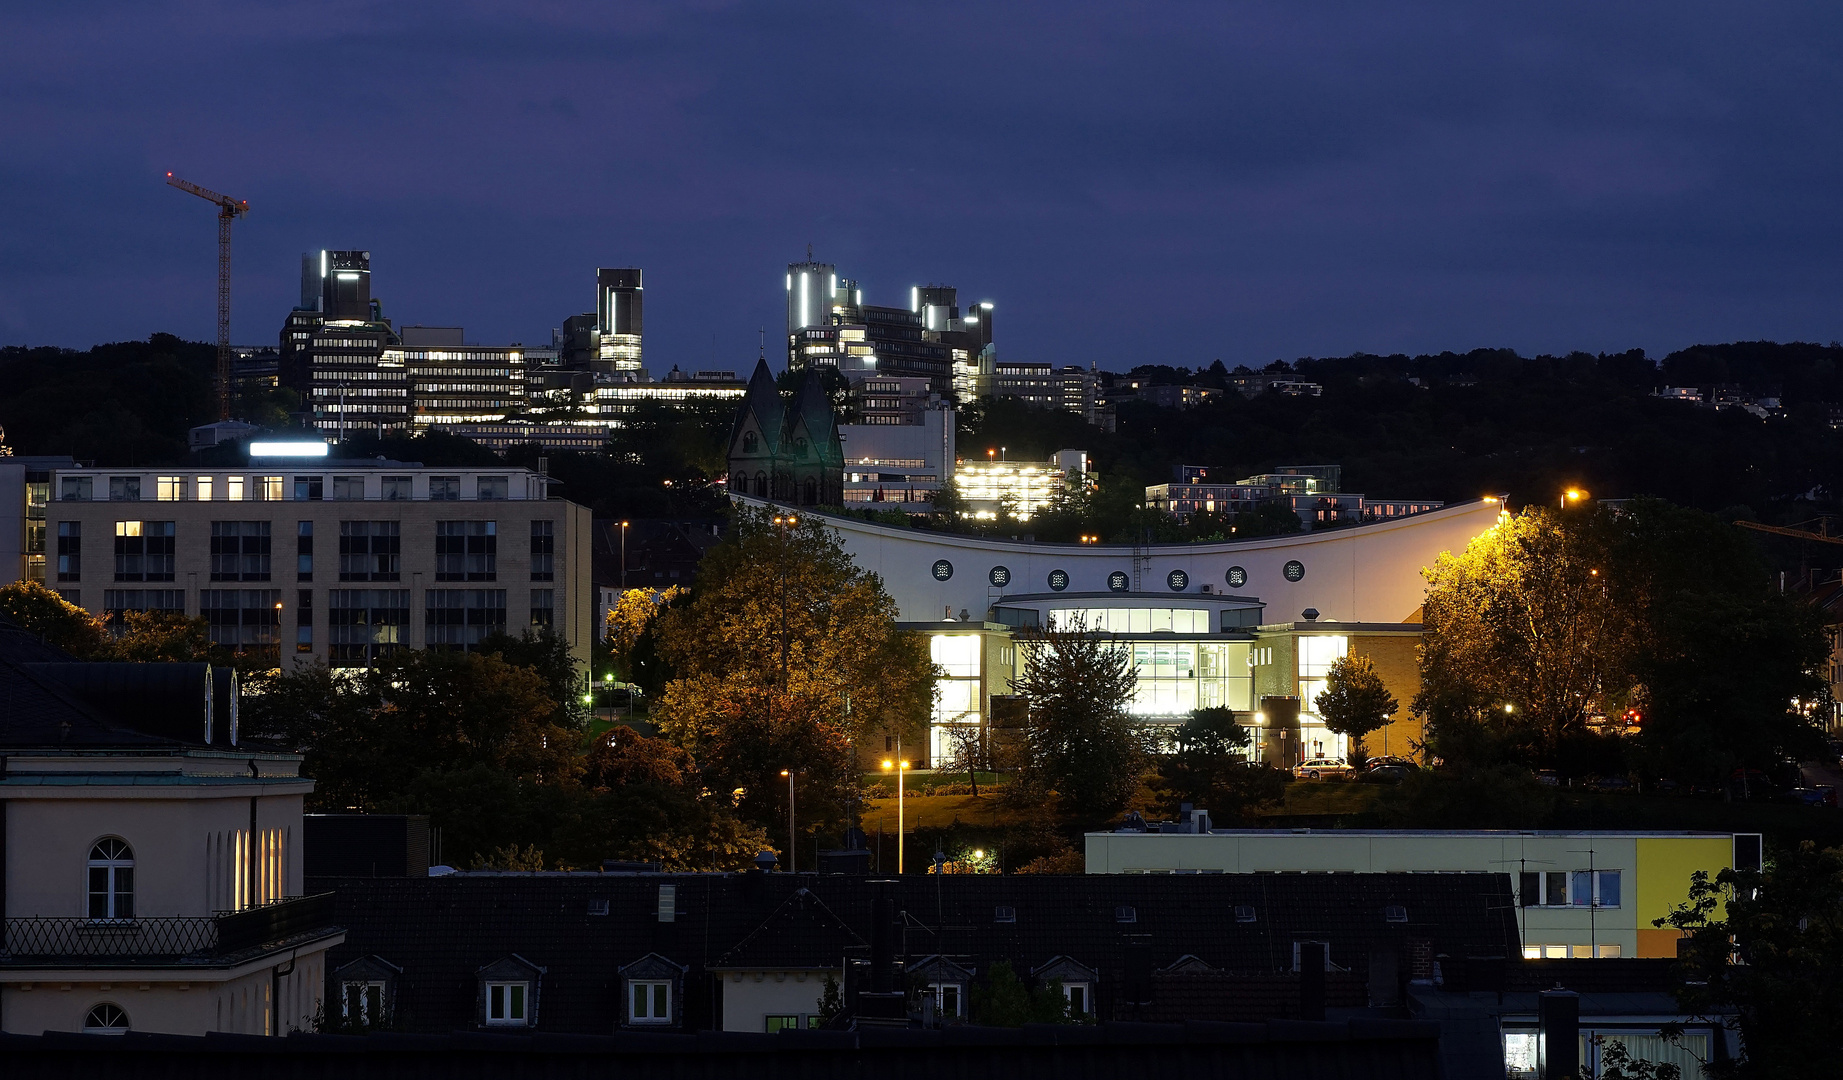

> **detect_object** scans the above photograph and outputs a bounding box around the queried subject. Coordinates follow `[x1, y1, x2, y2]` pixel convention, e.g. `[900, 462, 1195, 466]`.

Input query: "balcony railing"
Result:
[1, 894, 337, 966]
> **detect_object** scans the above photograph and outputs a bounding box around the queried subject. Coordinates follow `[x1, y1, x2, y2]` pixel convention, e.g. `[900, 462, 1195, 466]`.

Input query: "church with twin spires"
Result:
[725, 358, 845, 507]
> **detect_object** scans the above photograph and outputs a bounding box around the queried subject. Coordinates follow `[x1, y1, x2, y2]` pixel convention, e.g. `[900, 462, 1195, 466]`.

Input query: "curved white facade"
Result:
[738, 497, 1501, 624]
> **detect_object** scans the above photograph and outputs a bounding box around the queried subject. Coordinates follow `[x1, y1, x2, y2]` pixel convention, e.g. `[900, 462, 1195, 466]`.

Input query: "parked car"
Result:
[1584, 776, 1634, 793]
[1782, 786, 1839, 808]
[1534, 770, 1561, 788]
[1292, 758, 1354, 780]
[1364, 756, 1414, 770]
[1359, 764, 1415, 784]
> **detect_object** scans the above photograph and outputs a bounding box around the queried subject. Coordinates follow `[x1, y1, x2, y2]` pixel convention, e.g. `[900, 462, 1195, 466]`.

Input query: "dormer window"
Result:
[629, 980, 672, 1024]
[619, 953, 687, 1028]
[486, 982, 530, 1026]
[476, 954, 544, 1029]
[927, 981, 964, 1017]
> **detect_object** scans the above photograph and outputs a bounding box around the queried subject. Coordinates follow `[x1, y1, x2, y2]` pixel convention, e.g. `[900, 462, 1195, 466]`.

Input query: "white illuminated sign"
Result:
[249, 442, 330, 458]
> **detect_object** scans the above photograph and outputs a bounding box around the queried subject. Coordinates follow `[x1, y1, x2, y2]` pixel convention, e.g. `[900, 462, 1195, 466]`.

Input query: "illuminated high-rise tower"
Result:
[596, 268, 643, 373]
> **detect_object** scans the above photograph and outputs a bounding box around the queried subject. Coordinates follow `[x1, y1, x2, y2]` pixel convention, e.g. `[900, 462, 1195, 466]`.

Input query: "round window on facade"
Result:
[988, 565, 1011, 587]
[1107, 571, 1129, 592]
[1225, 566, 1247, 589]
[1166, 569, 1189, 591]
[1047, 569, 1070, 592]
[83, 1002, 129, 1034]
[932, 559, 954, 581]
[1283, 560, 1306, 582]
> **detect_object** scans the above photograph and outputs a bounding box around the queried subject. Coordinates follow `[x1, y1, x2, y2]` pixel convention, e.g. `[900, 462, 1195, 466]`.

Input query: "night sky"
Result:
[4, 2, 1840, 370]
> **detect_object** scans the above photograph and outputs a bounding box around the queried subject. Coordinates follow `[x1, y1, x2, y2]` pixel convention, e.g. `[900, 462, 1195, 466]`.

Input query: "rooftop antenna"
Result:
[807, 242, 813, 262]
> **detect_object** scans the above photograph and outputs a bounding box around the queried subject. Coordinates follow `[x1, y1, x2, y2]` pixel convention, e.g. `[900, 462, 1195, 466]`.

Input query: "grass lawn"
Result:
[860, 791, 1047, 832]
[1263, 780, 1385, 818]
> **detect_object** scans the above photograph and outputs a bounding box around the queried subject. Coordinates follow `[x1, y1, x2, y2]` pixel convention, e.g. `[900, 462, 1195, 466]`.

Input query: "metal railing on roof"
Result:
[1, 893, 335, 966]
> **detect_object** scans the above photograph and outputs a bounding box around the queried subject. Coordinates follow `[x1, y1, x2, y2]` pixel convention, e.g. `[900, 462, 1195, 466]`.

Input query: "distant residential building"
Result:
[1147, 464, 1441, 529]
[952, 450, 1089, 520]
[42, 456, 593, 671]
[1121, 383, 1225, 409]
[1227, 372, 1323, 398]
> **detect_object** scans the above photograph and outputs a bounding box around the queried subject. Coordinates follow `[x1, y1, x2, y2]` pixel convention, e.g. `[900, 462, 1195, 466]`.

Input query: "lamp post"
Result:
[780, 768, 796, 873]
[881, 746, 909, 874]
[619, 520, 629, 590]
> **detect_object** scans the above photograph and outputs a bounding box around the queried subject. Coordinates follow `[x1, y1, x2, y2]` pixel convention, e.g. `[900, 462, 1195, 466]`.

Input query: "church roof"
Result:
[731, 357, 783, 450]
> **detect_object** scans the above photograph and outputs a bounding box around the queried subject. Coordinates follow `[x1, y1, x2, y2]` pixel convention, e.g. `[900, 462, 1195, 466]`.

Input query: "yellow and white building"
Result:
[1084, 829, 1751, 959]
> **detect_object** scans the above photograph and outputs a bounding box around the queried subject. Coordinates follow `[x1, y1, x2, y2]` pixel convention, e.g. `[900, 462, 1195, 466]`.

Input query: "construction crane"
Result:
[1735, 518, 1843, 546]
[165, 173, 249, 421]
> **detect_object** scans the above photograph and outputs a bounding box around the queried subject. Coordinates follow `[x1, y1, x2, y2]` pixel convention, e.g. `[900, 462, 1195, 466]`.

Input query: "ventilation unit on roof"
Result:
[1384, 905, 1408, 923]
[1115, 906, 1137, 924]
[1234, 905, 1257, 923]
[994, 905, 1017, 924]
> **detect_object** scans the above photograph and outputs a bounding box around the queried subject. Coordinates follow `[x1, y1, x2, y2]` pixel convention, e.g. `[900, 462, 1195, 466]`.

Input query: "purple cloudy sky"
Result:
[3, 2, 1840, 370]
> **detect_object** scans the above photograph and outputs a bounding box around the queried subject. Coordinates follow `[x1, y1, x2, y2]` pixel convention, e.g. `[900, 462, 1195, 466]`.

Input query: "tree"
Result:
[0, 579, 108, 657]
[1375, 765, 1556, 829]
[652, 507, 934, 831]
[1314, 655, 1398, 767]
[1158, 707, 1288, 823]
[969, 960, 1074, 1026]
[938, 724, 989, 796]
[1659, 842, 1843, 1080]
[1010, 618, 1148, 815]
[601, 586, 684, 682]
[1418, 500, 1830, 782]
[242, 650, 583, 812]
[1417, 505, 1632, 766]
[112, 610, 213, 662]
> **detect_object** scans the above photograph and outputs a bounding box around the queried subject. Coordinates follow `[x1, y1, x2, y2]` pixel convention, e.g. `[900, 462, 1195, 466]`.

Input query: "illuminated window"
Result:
[156, 476, 186, 501]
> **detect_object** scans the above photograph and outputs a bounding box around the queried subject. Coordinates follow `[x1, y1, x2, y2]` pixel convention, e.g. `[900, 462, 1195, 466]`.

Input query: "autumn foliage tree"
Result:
[1418, 499, 1828, 781]
[652, 507, 934, 833]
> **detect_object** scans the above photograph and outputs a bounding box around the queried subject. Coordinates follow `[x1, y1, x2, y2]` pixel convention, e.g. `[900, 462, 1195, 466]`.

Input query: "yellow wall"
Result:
[1635, 836, 1732, 958]
[1349, 633, 1422, 758]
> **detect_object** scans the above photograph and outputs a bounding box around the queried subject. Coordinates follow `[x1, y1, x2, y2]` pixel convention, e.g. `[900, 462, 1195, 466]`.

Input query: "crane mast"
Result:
[166, 173, 249, 421]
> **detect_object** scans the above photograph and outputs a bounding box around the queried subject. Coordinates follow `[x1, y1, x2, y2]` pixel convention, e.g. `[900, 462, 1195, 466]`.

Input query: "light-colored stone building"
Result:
[43, 460, 594, 672]
[0, 650, 344, 1035]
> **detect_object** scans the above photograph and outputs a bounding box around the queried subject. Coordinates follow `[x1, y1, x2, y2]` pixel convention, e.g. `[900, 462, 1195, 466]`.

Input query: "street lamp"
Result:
[619, 521, 630, 590]
[780, 768, 797, 873]
[880, 749, 911, 874]
[1560, 489, 1587, 510]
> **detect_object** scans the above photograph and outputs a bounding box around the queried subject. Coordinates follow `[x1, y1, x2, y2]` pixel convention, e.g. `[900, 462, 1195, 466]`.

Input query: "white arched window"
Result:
[83, 1002, 129, 1034]
[87, 838, 134, 921]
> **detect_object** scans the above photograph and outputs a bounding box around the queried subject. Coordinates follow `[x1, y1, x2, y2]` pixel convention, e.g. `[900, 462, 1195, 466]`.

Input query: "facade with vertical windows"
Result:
[1082, 829, 1752, 961]
[44, 462, 592, 671]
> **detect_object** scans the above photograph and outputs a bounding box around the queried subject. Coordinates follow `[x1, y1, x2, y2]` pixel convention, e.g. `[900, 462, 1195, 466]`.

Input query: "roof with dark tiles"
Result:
[310, 871, 1521, 1034]
[0, 652, 177, 750]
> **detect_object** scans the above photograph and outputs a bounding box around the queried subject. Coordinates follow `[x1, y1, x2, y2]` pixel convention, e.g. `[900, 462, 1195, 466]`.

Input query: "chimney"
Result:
[856, 881, 907, 1021]
[1298, 942, 1326, 1021]
[1538, 988, 1580, 1079]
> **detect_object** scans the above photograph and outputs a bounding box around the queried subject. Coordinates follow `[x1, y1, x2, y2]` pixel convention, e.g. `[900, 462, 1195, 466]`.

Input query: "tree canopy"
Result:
[1009, 618, 1148, 815]
[1314, 655, 1399, 765]
[651, 507, 934, 833]
[1417, 499, 1829, 781]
